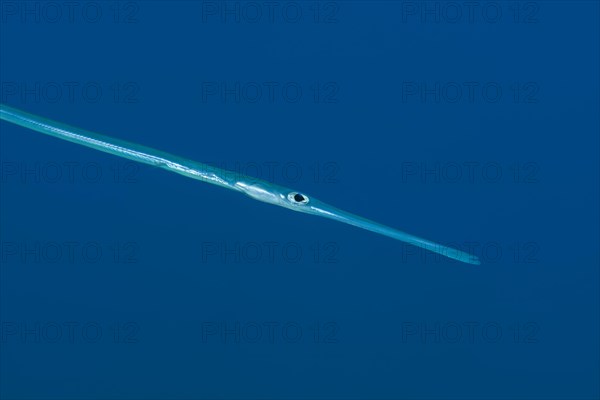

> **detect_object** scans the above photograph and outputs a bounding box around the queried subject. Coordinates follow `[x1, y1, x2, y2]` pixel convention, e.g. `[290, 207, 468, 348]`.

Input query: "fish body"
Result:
[0, 103, 480, 265]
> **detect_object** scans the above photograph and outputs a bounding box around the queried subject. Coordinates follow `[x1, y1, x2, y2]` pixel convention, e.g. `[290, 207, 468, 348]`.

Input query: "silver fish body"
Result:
[0, 103, 480, 265]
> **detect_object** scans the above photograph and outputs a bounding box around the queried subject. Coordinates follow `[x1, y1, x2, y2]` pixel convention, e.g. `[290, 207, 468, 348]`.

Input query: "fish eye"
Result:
[288, 192, 309, 204]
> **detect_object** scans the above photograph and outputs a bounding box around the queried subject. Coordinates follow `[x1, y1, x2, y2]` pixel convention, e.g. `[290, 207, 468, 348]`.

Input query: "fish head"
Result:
[234, 180, 324, 214]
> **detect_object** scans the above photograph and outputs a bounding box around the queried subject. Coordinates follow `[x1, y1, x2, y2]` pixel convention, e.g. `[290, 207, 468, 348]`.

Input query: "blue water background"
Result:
[0, 1, 598, 399]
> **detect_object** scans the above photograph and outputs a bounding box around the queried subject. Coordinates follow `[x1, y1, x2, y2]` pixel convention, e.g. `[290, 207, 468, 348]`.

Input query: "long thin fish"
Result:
[0, 103, 480, 265]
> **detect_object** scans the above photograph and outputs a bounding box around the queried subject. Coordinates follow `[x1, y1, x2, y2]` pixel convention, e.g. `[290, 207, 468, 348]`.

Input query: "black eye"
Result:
[288, 192, 309, 204]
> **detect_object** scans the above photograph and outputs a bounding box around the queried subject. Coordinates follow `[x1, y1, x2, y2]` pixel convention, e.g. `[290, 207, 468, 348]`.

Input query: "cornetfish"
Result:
[0, 103, 480, 265]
